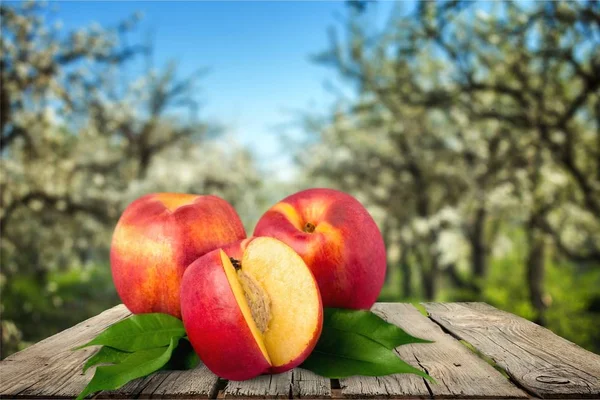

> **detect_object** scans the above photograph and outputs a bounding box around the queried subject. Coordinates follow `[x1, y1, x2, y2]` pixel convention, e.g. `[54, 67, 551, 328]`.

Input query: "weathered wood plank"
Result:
[7, 302, 597, 399]
[134, 371, 175, 398]
[137, 364, 220, 398]
[94, 355, 220, 398]
[292, 368, 331, 398]
[425, 302, 600, 399]
[0, 305, 130, 398]
[341, 303, 527, 399]
[97, 373, 165, 398]
[340, 374, 427, 399]
[224, 370, 292, 398]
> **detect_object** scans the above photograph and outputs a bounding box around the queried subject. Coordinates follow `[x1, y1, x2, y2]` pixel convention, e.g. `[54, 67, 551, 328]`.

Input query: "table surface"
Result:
[1, 302, 599, 399]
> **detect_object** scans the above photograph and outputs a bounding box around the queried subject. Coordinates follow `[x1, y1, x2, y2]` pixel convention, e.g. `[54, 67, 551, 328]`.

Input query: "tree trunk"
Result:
[419, 247, 439, 301]
[381, 218, 393, 284]
[414, 246, 436, 300]
[411, 175, 438, 300]
[400, 246, 412, 298]
[422, 268, 435, 301]
[470, 206, 488, 295]
[445, 263, 478, 300]
[138, 149, 152, 179]
[526, 223, 547, 326]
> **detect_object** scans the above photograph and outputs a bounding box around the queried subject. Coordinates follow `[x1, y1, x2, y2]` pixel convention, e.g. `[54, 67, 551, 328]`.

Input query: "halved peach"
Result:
[180, 237, 323, 381]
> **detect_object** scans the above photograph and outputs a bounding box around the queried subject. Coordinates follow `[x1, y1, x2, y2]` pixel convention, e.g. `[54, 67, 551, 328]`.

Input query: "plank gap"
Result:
[137, 371, 172, 399]
[291, 368, 332, 398]
[10, 379, 39, 398]
[426, 313, 540, 399]
[479, 337, 545, 400]
[213, 378, 228, 399]
[427, 313, 512, 378]
[413, 355, 434, 399]
[426, 311, 543, 399]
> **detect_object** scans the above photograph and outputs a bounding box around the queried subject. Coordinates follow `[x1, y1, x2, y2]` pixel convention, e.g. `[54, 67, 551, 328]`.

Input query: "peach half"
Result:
[180, 237, 323, 381]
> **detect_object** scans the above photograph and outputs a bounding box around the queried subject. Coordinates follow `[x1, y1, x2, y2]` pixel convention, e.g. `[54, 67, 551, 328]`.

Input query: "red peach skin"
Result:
[111, 193, 246, 318]
[254, 188, 386, 309]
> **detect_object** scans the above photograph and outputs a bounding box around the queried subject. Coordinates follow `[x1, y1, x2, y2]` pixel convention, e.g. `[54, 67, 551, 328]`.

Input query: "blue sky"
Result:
[41, 1, 397, 179]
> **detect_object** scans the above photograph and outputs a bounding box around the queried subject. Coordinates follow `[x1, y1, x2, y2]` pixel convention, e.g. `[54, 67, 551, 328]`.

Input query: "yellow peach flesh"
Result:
[242, 237, 320, 367]
[220, 251, 272, 365]
[220, 238, 320, 368]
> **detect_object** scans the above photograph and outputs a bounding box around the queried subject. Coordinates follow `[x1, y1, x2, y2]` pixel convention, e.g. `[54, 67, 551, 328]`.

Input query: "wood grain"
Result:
[424, 302, 600, 398]
[98, 373, 167, 398]
[340, 303, 527, 399]
[97, 364, 221, 398]
[137, 364, 220, 398]
[292, 368, 331, 398]
[223, 370, 292, 398]
[340, 374, 427, 399]
[0, 304, 130, 398]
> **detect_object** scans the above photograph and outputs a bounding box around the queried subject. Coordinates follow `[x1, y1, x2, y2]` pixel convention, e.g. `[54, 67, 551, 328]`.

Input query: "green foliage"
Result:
[75, 314, 199, 399]
[83, 346, 133, 373]
[301, 308, 434, 380]
[163, 338, 201, 370]
[77, 338, 178, 400]
[77, 313, 186, 352]
[1, 263, 119, 357]
[322, 308, 432, 348]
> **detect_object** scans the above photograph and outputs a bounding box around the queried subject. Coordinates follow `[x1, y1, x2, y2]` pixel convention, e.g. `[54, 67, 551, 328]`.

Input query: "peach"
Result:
[110, 193, 246, 318]
[254, 188, 386, 309]
[180, 237, 322, 380]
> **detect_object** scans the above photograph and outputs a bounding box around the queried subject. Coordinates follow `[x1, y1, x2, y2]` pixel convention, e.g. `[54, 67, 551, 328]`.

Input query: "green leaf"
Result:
[301, 325, 435, 381]
[75, 313, 185, 352]
[324, 308, 433, 349]
[83, 346, 132, 373]
[163, 337, 200, 370]
[76, 337, 178, 400]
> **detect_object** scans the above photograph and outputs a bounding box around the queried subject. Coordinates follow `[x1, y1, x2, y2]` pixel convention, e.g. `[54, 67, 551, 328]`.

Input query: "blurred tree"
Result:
[302, 0, 599, 337]
[0, 2, 264, 357]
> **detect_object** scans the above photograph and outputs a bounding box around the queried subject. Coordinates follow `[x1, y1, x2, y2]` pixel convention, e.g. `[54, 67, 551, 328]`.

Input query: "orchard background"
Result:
[1, 0, 599, 357]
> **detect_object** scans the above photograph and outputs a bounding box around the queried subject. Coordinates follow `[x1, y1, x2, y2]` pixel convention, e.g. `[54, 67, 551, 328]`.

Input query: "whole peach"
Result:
[254, 188, 385, 309]
[111, 193, 246, 318]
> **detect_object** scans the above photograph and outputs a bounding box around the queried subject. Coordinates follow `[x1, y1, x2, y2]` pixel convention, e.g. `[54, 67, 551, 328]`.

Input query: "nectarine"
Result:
[110, 193, 246, 318]
[254, 188, 386, 309]
[180, 237, 323, 380]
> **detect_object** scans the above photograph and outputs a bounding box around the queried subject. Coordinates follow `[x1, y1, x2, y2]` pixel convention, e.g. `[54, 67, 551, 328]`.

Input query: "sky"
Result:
[42, 1, 398, 180]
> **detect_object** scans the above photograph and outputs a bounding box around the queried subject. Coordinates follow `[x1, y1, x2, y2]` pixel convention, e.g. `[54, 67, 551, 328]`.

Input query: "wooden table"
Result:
[1, 302, 599, 399]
